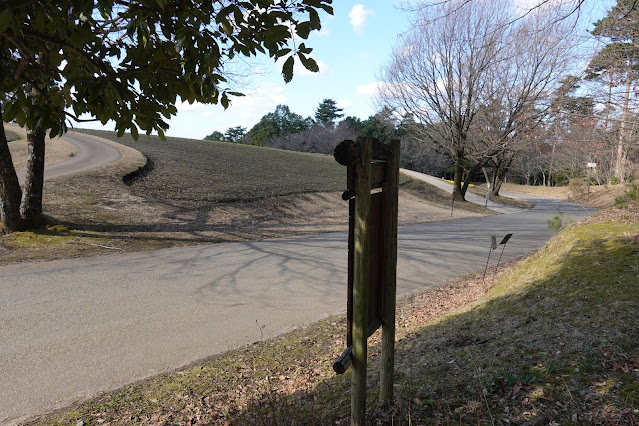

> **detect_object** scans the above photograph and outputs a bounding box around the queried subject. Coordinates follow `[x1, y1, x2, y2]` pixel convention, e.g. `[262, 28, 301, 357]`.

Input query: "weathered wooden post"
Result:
[351, 137, 371, 425]
[333, 137, 400, 425]
[380, 139, 399, 404]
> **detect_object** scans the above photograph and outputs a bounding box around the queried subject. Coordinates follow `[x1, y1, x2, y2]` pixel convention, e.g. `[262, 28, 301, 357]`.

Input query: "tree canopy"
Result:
[586, 0, 639, 182]
[246, 104, 312, 145]
[0, 0, 333, 139]
[0, 0, 333, 233]
[380, 0, 575, 199]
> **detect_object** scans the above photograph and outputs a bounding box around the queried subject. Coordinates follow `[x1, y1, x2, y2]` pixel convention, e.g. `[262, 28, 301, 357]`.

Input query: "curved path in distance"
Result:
[0, 172, 596, 424]
[8, 127, 121, 184]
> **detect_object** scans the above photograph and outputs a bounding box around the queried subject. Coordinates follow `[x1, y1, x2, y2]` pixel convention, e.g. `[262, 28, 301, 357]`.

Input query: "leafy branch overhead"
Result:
[0, 0, 333, 139]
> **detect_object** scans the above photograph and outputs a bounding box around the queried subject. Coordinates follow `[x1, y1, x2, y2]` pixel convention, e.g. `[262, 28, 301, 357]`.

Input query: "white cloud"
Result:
[228, 82, 287, 124]
[336, 99, 353, 110]
[356, 82, 384, 97]
[176, 100, 208, 112]
[167, 82, 288, 139]
[349, 4, 375, 35]
[315, 27, 332, 37]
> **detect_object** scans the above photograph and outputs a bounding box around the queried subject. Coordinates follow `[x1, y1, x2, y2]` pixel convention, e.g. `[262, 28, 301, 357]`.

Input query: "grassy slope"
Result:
[34, 198, 639, 424]
[76, 129, 345, 204]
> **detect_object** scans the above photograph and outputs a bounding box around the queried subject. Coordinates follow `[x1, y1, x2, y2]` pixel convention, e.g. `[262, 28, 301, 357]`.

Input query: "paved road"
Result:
[9, 129, 121, 184]
[0, 190, 594, 424]
[401, 168, 524, 214]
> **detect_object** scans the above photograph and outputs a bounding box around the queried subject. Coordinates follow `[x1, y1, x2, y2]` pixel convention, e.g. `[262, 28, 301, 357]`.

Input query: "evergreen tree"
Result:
[587, 0, 639, 182]
[204, 131, 225, 141]
[314, 98, 344, 125]
[224, 126, 247, 142]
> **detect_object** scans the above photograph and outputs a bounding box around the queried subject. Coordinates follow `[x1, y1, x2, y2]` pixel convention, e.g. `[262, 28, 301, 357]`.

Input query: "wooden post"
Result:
[351, 137, 371, 426]
[380, 139, 399, 404]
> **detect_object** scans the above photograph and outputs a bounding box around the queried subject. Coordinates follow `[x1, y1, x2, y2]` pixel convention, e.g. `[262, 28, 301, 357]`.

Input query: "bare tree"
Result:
[380, 0, 577, 198]
[471, 12, 577, 195]
[264, 121, 357, 155]
[380, 0, 506, 200]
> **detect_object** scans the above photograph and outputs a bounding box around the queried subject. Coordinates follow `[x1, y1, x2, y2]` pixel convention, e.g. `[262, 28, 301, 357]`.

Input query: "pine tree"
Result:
[314, 99, 344, 125]
[587, 0, 639, 182]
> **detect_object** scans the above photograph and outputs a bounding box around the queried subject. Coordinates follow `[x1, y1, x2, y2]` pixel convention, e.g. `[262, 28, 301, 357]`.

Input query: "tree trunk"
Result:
[461, 162, 482, 197]
[0, 121, 25, 233]
[490, 153, 514, 197]
[548, 142, 556, 187]
[452, 161, 465, 201]
[615, 64, 633, 183]
[482, 166, 491, 188]
[451, 145, 466, 200]
[20, 127, 46, 227]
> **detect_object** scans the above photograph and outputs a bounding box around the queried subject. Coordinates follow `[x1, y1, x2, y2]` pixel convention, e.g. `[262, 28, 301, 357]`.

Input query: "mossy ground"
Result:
[0, 223, 131, 262]
[30, 198, 639, 424]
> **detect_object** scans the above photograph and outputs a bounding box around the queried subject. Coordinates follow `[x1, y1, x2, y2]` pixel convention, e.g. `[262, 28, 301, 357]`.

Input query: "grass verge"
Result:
[31, 199, 639, 424]
[469, 185, 536, 209]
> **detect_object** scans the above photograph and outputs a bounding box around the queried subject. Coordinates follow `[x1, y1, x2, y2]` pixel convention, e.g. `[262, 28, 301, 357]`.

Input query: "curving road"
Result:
[0, 179, 595, 424]
[7, 128, 121, 185]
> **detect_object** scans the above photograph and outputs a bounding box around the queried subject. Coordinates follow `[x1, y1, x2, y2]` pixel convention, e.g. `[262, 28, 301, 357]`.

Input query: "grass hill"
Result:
[76, 129, 346, 204]
[33, 189, 639, 424]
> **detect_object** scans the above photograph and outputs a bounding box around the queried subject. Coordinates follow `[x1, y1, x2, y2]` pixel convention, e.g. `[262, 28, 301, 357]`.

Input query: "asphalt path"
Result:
[0, 189, 595, 424]
[13, 130, 121, 185]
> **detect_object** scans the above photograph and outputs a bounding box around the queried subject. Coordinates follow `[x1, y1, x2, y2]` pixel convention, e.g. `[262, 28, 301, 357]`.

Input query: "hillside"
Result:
[76, 129, 346, 204]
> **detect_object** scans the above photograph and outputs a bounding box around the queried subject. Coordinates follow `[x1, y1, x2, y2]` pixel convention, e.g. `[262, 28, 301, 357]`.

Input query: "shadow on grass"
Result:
[225, 232, 639, 425]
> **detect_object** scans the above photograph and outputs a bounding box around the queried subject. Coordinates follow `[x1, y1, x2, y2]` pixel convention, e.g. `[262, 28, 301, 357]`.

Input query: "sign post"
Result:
[333, 137, 400, 425]
[587, 162, 597, 201]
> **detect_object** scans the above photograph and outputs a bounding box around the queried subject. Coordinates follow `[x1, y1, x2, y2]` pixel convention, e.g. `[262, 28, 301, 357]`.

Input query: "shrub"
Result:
[547, 210, 566, 233]
[614, 183, 639, 208]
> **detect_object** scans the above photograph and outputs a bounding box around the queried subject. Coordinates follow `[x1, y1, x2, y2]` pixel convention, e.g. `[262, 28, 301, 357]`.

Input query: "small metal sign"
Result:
[484, 233, 514, 283]
[500, 234, 513, 245]
[587, 162, 597, 168]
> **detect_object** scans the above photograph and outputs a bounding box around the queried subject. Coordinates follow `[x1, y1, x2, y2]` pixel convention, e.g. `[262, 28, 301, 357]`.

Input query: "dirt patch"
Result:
[499, 181, 632, 208]
[5, 123, 77, 171]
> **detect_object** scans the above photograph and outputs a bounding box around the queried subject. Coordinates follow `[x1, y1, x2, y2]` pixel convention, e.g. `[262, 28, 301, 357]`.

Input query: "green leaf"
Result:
[275, 48, 292, 58]
[126, 20, 136, 39]
[298, 43, 312, 55]
[296, 21, 312, 39]
[298, 52, 319, 73]
[282, 55, 294, 83]
[308, 8, 321, 30]
[0, 9, 12, 32]
[130, 124, 139, 140]
[264, 25, 290, 43]
[219, 17, 232, 36]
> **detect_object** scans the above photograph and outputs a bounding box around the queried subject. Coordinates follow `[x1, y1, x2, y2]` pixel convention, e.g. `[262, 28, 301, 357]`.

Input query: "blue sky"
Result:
[169, 1, 410, 140]
[80, 0, 613, 140]
[81, 1, 410, 139]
